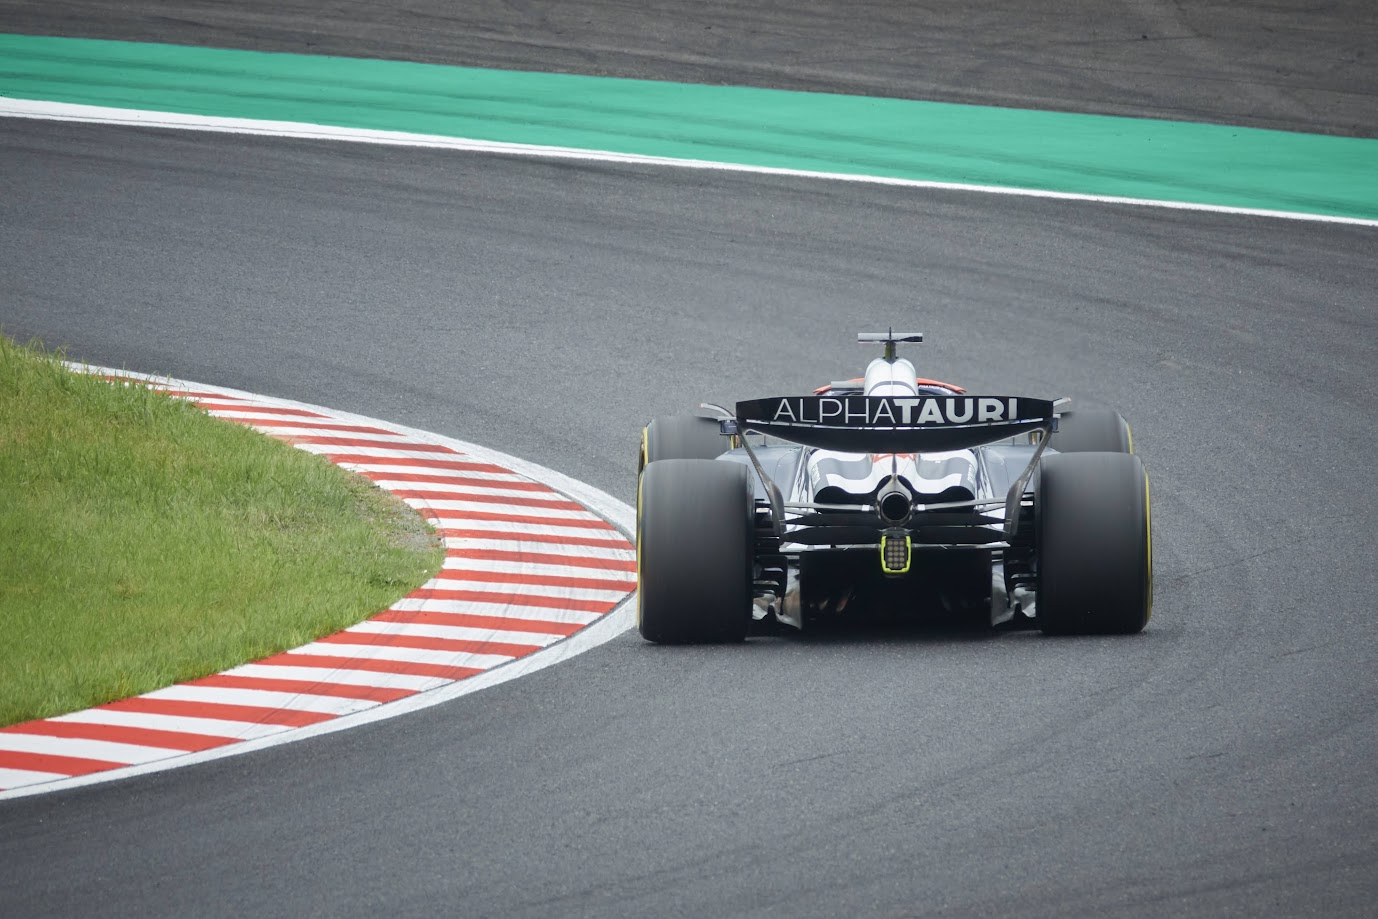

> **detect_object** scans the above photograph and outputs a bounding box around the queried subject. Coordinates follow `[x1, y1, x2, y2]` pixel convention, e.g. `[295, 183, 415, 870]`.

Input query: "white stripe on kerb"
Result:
[222, 663, 450, 692]
[424, 578, 628, 602]
[291, 444, 461, 460]
[337, 464, 528, 484]
[0, 767, 70, 789]
[141, 685, 383, 716]
[2, 98, 1374, 227]
[245, 425, 420, 440]
[287, 642, 516, 670]
[0, 733, 180, 765]
[388, 598, 604, 624]
[440, 557, 635, 577]
[345, 619, 565, 646]
[372, 480, 559, 498]
[406, 499, 595, 520]
[202, 410, 339, 424]
[442, 534, 633, 556]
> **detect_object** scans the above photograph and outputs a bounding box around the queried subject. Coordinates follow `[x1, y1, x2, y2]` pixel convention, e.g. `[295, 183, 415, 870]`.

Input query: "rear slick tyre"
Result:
[638, 459, 753, 644]
[1036, 452, 1152, 635]
[639, 415, 730, 472]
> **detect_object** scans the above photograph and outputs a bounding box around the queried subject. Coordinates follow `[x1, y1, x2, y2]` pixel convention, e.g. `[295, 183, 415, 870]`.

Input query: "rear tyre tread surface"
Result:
[640, 414, 729, 471]
[1036, 451, 1152, 635]
[1049, 409, 1133, 455]
[638, 459, 752, 644]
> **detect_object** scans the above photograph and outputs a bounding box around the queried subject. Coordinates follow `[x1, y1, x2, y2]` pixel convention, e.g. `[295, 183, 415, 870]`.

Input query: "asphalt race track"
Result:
[2, 3, 1376, 916]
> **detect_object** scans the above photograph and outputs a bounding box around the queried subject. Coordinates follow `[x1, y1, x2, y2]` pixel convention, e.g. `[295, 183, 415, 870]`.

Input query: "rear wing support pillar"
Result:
[734, 424, 785, 536]
[1003, 398, 1070, 538]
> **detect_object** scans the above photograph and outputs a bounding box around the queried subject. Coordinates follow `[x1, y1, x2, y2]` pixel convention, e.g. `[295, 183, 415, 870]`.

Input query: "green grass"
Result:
[0, 335, 443, 726]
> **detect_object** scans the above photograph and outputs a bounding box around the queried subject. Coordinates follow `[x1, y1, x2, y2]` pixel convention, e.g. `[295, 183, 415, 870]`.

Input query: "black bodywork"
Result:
[711, 394, 1062, 629]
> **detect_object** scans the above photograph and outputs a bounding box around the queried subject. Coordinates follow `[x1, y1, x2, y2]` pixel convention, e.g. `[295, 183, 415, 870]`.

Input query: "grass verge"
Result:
[0, 335, 443, 726]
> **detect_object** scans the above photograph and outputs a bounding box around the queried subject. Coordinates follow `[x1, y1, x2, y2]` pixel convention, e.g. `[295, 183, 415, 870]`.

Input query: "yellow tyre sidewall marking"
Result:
[636, 449, 645, 628]
[1128, 420, 1150, 623]
[636, 475, 644, 628]
[1144, 470, 1153, 622]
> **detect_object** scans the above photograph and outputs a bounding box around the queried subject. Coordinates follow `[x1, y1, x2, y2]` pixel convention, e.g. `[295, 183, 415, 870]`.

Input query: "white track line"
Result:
[0, 367, 636, 800]
[2, 98, 1374, 227]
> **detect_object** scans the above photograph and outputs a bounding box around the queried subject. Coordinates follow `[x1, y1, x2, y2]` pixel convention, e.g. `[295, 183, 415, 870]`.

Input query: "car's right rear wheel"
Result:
[1036, 452, 1152, 635]
[1048, 409, 1133, 454]
[638, 459, 753, 643]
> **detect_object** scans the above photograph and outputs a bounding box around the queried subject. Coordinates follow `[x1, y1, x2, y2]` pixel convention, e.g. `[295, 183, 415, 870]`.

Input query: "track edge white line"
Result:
[3, 98, 1374, 228]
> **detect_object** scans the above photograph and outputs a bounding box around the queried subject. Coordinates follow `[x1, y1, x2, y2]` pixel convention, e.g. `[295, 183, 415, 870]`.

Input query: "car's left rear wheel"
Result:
[638, 459, 753, 643]
[639, 414, 730, 472]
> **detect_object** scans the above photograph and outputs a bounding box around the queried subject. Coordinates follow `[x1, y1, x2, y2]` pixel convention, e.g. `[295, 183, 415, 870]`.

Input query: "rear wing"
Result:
[735, 395, 1059, 453]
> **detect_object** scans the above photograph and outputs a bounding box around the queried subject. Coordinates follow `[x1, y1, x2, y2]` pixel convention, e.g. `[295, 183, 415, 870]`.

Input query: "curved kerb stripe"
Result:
[0, 367, 637, 799]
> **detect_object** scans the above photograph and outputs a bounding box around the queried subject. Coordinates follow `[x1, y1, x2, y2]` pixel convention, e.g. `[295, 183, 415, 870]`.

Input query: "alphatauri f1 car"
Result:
[636, 331, 1152, 641]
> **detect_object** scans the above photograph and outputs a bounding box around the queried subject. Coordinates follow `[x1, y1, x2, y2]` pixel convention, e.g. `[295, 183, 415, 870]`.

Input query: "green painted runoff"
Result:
[1, 34, 1375, 220]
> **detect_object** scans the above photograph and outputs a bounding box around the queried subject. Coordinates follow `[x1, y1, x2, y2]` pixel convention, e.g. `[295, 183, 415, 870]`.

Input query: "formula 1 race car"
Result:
[636, 330, 1152, 641]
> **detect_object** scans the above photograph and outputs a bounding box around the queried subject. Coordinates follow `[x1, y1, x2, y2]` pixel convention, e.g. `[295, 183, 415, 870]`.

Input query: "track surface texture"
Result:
[3, 0, 1376, 137]
[2, 3, 1377, 918]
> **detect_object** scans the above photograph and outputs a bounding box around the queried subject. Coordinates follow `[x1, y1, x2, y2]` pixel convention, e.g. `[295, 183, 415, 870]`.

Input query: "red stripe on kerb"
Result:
[372, 608, 582, 637]
[440, 528, 633, 550]
[326, 455, 515, 475]
[449, 548, 636, 572]
[1, 720, 234, 752]
[255, 652, 483, 682]
[0, 750, 128, 776]
[392, 489, 582, 510]
[188, 674, 415, 703]
[167, 391, 248, 400]
[358, 472, 553, 492]
[435, 568, 636, 593]
[281, 436, 457, 452]
[150, 388, 246, 400]
[427, 510, 613, 530]
[100, 697, 334, 727]
[408, 588, 614, 614]
[193, 401, 325, 418]
[318, 631, 542, 658]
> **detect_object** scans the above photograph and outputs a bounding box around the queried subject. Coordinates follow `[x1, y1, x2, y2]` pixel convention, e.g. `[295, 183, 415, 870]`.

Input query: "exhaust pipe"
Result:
[876, 479, 913, 525]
